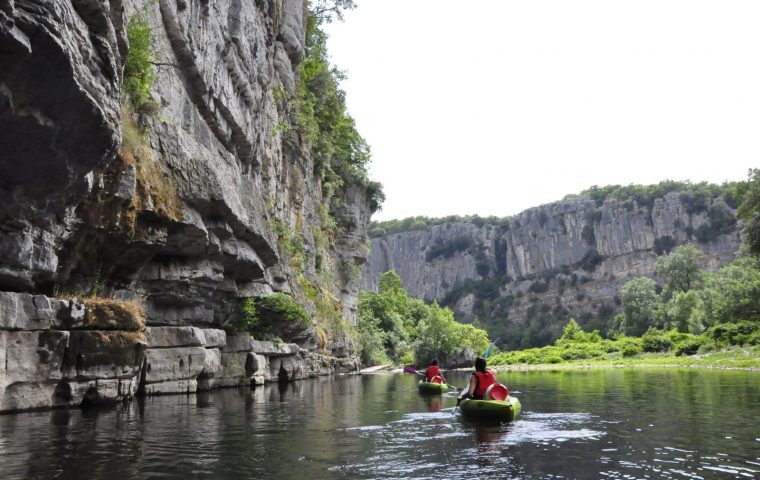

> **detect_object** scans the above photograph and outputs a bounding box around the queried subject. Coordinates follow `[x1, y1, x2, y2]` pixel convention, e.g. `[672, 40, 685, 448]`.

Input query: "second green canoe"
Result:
[459, 396, 521, 422]
[417, 381, 449, 395]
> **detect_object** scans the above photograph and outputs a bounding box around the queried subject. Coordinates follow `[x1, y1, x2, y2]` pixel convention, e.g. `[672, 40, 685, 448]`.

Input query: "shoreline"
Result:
[490, 362, 760, 372]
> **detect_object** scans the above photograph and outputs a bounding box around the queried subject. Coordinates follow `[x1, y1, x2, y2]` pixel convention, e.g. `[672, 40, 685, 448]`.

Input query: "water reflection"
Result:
[0, 369, 758, 479]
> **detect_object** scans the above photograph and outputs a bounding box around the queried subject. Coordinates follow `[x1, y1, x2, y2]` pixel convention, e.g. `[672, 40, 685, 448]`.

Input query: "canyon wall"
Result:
[363, 190, 741, 347]
[0, 0, 371, 412]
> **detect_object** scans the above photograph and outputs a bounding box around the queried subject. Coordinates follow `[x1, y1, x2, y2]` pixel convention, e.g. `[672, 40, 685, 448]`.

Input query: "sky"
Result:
[323, 0, 760, 221]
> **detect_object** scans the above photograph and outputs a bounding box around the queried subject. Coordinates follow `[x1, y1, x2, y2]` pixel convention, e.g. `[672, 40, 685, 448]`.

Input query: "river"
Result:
[1, 368, 758, 479]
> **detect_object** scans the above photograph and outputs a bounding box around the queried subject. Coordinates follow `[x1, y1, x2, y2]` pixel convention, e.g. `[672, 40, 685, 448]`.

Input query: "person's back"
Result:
[461, 356, 495, 400]
[425, 359, 445, 383]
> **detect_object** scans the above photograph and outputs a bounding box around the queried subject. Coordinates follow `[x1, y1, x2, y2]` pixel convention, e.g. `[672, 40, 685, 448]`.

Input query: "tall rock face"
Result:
[363, 191, 741, 347]
[0, 0, 372, 411]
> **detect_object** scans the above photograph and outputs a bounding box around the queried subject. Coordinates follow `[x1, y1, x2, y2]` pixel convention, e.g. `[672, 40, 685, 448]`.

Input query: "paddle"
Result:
[404, 365, 465, 392]
[453, 337, 501, 415]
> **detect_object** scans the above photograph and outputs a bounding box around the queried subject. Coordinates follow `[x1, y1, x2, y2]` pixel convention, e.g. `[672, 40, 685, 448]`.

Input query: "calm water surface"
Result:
[1, 369, 759, 479]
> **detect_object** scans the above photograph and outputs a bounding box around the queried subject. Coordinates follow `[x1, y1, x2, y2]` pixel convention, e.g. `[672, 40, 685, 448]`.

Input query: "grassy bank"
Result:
[487, 319, 760, 371]
[491, 346, 760, 371]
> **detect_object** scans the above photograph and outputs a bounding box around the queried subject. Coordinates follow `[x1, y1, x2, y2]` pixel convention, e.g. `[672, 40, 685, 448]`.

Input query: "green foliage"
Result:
[695, 204, 737, 243]
[369, 215, 511, 238]
[269, 219, 306, 272]
[577, 180, 739, 209]
[617, 277, 660, 336]
[702, 258, 760, 323]
[641, 330, 674, 352]
[528, 280, 549, 294]
[579, 249, 605, 272]
[260, 292, 310, 326]
[705, 321, 760, 346]
[357, 271, 490, 366]
[655, 245, 704, 299]
[653, 235, 677, 255]
[737, 168, 760, 255]
[124, 14, 156, 112]
[425, 236, 473, 262]
[297, 11, 382, 212]
[230, 293, 310, 338]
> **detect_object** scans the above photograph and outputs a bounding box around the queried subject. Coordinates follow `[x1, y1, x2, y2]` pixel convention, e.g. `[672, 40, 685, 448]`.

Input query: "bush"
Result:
[675, 338, 702, 356]
[425, 236, 473, 261]
[706, 321, 760, 346]
[528, 280, 549, 294]
[579, 249, 605, 272]
[124, 14, 157, 112]
[621, 344, 642, 357]
[642, 333, 674, 352]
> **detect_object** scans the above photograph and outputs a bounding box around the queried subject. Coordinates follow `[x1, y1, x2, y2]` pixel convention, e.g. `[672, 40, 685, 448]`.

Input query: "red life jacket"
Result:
[474, 370, 495, 397]
[425, 365, 442, 382]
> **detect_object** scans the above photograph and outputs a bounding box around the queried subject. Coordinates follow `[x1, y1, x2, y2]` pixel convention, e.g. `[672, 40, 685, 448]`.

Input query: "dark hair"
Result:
[431, 359, 438, 366]
[474, 356, 487, 372]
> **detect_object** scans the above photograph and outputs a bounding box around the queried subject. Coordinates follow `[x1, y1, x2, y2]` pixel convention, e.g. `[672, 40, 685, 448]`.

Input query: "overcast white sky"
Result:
[324, 0, 760, 221]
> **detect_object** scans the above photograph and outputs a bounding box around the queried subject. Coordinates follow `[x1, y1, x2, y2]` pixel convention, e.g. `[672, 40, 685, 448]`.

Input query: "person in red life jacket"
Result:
[424, 359, 446, 384]
[458, 356, 495, 403]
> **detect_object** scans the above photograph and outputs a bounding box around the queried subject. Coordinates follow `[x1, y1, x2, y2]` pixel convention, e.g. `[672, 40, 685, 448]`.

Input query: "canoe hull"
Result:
[459, 396, 521, 422]
[417, 381, 449, 395]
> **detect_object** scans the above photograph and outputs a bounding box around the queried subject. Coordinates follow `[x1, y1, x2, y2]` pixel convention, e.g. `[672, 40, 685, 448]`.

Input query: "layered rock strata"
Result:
[0, 0, 372, 411]
[0, 292, 358, 413]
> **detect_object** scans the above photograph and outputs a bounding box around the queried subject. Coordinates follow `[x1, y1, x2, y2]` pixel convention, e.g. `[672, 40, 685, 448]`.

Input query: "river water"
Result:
[1, 368, 758, 479]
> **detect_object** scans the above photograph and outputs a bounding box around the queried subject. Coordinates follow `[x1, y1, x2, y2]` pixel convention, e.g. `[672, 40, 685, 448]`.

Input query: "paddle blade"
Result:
[403, 365, 418, 375]
[484, 337, 500, 359]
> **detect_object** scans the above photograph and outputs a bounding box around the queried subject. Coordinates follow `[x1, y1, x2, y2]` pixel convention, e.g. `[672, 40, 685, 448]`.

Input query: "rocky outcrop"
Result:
[363, 191, 742, 345]
[0, 293, 146, 412]
[0, 0, 373, 411]
[0, 291, 359, 412]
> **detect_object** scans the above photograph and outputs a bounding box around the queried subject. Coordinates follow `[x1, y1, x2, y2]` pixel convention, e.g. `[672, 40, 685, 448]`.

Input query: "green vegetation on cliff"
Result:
[369, 215, 510, 238]
[368, 180, 743, 238]
[357, 271, 489, 366]
[124, 14, 156, 112]
[297, 3, 383, 212]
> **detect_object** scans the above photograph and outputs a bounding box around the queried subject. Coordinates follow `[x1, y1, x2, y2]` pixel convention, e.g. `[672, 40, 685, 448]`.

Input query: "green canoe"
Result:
[417, 380, 449, 395]
[459, 396, 521, 422]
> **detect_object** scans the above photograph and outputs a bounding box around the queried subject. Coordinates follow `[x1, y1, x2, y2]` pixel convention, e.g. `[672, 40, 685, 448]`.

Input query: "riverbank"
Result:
[490, 346, 760, 371]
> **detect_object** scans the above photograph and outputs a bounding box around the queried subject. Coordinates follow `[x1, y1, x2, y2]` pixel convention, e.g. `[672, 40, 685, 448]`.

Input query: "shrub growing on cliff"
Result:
[297, 11, 380, 211]
[232, 293, 310, 337]
[124, 14, 156, 112]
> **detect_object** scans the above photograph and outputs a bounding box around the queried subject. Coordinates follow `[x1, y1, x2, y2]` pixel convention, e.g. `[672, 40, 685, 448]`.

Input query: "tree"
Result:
[379, 270, 404, 293]
[618, 277, 661, 336]
[663, 290, 707, 334]
[311, 0, 356, 23]
[737, 168, 760, 255]
[702, 258, 760, 323]
[357, 270, 490, 366]
[655, 245, 704, 299]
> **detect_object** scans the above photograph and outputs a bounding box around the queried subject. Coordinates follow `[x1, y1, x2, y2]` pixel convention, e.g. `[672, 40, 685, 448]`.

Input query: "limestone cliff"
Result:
[363, 189, 741, 348]
[0, 0, 373, 412]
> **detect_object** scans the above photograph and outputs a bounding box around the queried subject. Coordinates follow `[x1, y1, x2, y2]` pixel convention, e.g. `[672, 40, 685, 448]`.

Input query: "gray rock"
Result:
[223, 334, 255, 353]
[0, 292, 63, 330]
[201, 328, 226, 348]
[146, 326, 206, 347]
[143, 347, 207, 383]
[63, 330, 147, 380]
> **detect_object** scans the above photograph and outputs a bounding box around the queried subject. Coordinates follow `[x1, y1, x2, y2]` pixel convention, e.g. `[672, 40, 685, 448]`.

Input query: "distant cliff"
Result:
[0, 0, 373, 412]
[362, 185, 742, 348]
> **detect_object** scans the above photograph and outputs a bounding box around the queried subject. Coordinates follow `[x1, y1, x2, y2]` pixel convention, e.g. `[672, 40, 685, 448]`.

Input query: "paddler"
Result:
[424, 359, 446, 384]
[458, 356, 495, 403]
